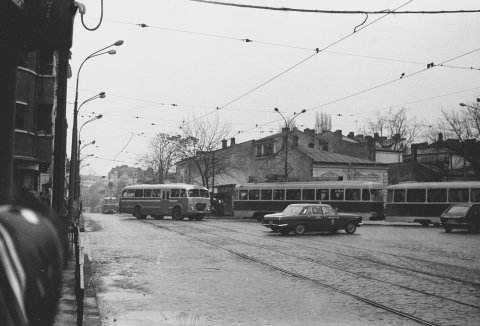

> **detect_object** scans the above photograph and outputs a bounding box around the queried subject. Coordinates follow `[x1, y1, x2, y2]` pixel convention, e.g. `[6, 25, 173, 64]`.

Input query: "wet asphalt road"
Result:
[83, 213, 480, 326]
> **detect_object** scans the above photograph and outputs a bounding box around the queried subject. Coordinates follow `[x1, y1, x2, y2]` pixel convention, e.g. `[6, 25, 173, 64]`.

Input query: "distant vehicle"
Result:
[262, 203, 363, 235]
[440, 203, 480, 233]
[119, 183, 211, 220]
[386, 181, 480, 226]
[101, 196, 118, 214]
[234, 181, 385, 221]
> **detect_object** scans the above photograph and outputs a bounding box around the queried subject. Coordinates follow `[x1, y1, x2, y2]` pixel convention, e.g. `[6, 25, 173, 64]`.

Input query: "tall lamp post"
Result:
[274, 108, 306, 181]
[459, 98, 480, 108]
[69, 40, 122, 221]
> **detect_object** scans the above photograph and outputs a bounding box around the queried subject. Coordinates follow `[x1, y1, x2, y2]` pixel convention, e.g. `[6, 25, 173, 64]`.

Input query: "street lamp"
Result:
[80, 140, 96, 151]
[69, 40, 122, 221]
[459, 98, 480, 108]
[274, 108, 306, 181]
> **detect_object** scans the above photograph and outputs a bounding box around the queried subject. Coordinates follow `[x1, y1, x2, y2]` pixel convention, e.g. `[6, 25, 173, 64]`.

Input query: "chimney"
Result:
[374, 132, 379, 139]
[221, 139, 227, 149]
[293, 135, 299, 148]
[281, 127, 290, 133]
[347, 131, 354, 139]
[230, 137, 235, 146]
[438, 133, 443, 142]
[411, 144, 418, 162]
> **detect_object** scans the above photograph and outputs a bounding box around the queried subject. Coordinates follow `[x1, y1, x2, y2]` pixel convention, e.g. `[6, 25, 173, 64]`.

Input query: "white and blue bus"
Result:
[386, 181, 480, 226]
[119, 183, 211, 220]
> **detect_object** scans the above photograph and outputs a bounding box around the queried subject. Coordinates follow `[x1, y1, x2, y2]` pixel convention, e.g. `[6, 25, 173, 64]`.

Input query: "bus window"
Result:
[188, 189, 199, 197]
[302, 189, 315, 200]
[471, 188, 480, 202]
[330, 189, 344, 201]
[200, 189, 210, 198]
[393, 189, 405, 202]
[286, 189, 301, 200]
[345, 189, 361, 201]
[180, 189, 187, 197]
[273, 189, 285, 200]
[387, 189, 393, 203]
[171, 189, 180, 197]
[249, 189, 260, 200]
[427, 189, 447, 202]
[144, 189, 152, 197]
[407, 189, 426, 202]
[134, 189, 143, 197]
[261, 189, 272, 200]
[362, 189, 370, 201]
[316, 189, 329, 201]
[152, 189, 161, 197]
[122, 189, 134, 198]
[448, 188, 469, 202]
[370, 189, 383, 201]
[239, 190, 248, 200]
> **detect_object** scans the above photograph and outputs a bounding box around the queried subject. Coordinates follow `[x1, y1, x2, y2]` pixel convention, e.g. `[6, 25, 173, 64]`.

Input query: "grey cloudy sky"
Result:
[68, 0, 480, 176]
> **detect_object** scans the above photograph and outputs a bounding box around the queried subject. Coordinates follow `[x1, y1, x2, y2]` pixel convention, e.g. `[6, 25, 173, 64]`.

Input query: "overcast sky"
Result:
[68, 0, 480, 176]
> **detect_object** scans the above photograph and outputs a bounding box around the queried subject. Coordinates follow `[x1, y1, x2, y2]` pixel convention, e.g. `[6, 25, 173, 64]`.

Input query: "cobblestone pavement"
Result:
[84, 213, 480, 326]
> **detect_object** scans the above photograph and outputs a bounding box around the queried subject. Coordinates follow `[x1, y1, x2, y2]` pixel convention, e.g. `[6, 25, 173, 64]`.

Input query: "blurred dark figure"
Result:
[0, 185, 64, 325]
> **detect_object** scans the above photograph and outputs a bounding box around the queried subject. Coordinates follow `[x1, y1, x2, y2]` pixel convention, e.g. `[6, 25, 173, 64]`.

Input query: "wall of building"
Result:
[312, 164, 388, 186]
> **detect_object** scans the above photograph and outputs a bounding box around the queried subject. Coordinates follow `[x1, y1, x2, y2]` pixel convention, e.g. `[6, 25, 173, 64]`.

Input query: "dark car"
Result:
[440, 203, 480, 233]
[262, 203, 362, 235]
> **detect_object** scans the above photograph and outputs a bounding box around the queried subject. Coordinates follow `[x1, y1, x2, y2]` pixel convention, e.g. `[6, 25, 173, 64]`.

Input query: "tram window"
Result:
[249, 189, 260, 200]
[239, 190, 248, 200]
[448, 188, 469, 202]
[273, 189, 285, 200]
[387, 190, 393, 203]
[316, 189, 329, 201]
[286, 189, 301, 200]
[393, 189, 406, 202]
[134, 189, 143, 197]
[362, 189, 370, 201]
[427, 189, 447, 202]
[471, 189, 480, 202]
[144, 189, 152, 197]
[371, 189, 383, 201]
[302, 189, 315, 200]
[330, 189, 344, 201]
[261, 189, 272, 200]
[407, 189, 426, 202]
[345, 189, 361, 201]
[171, 189, 180, 198]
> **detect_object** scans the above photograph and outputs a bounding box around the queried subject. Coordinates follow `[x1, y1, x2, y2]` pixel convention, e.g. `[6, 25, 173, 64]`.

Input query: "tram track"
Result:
[141, 219, 480, 326]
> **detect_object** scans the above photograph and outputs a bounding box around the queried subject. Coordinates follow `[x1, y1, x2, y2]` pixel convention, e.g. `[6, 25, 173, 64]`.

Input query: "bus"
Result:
[233, 181, 385, 221]
[101, 196, 118, 214]
[119, 183, 211, 220]
[386, 181, 480, 226]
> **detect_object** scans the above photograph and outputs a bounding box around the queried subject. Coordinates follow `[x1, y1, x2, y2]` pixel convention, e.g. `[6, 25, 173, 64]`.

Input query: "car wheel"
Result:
[345, 221, 356, 234]
[468, 224, 479, 233]
[280, 229, 290, 235]
[444, 224, 452, 233]
[172, 207, 183, 220]
[294, 224, 306, 235]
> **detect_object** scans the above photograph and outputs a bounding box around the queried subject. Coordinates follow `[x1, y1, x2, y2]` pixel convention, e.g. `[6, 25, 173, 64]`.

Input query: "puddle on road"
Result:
[102, 310, 209, 326]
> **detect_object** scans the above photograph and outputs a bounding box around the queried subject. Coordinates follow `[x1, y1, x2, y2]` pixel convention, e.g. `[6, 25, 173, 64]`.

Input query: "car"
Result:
[262, 203, 363, 235]
[440, 203, 480, 233]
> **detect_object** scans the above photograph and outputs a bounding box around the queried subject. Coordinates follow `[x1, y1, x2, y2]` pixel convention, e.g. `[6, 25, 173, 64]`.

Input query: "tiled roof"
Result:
[298, 145, 384, 165]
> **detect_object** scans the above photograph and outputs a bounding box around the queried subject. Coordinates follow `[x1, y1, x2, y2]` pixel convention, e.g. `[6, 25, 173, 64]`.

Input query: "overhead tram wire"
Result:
[181, 0, 415, 128]
[189, 1, 480, 15]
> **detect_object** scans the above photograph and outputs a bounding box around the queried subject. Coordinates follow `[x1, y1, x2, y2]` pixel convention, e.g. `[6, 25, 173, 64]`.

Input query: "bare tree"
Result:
[138, 133, 186, 183]
[179, 117, 231, 189]
[314, 112, 332, 134]
[364, 108, 423, 151]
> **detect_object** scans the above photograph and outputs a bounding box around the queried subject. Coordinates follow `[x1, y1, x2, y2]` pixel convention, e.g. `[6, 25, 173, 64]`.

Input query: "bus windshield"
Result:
[188, 189, 210, 198]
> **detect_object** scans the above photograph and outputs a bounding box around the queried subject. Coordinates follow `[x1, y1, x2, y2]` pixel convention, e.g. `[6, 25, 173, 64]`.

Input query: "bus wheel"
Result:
[294, 224, 306, 235]
[172, 207, 182, 220]
[195, 215, 204, 221]
[345, 222, 356, 234]
[134, 206, 143, 220]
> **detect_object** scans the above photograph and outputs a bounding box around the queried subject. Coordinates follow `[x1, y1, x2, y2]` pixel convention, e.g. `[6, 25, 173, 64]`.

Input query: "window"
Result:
[345, 189, 361, 201]
[407, 189, 426, 202]
[134, 189, 143, 197]
[15, 103, 27, 130]
[316, 189, 329, 201]
[36, 104, 53, 133]
[448, 188, 469, 202]
[273, 189, 285, 200]
[249, 189, 260, 200]
[256, 141, 275, 157]
[122, 189, 134, 198]
[201, 189, 210, 198]
[144, 189, 152, 197]
[471, 189, 480, 202]
[264, 142, 274, 156]
[311, 206, 323, 214]
[261, 189, 272, 200]
[38, 50, 54, 75]
[180, 189, 187, 197]
[330, 189, 344, 201]
[393, 189, 406, 202]
[371, 189, 383, 201]
[239, 190, 248, 200]
[286, 189, 301, 200]
[302, 189, 315, 200]
[427, 189, 447, 203]
[188, 189, 199, 197]
[322, 206, 336, 215]
[387, 189, 393, 203]
[362, 189, 370, 201]
[152, 189, 161, 197]
[171, 189, 180, 197]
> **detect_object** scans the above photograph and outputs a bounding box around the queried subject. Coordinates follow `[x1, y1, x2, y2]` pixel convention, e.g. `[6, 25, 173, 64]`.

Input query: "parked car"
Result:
[440, 203, 480, 233]
[262, 203, 362, 235]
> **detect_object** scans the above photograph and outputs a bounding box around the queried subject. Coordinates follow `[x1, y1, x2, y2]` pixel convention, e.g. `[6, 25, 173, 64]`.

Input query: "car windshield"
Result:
[282, 205, 309, 215]
[445, 205, 470, 214]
